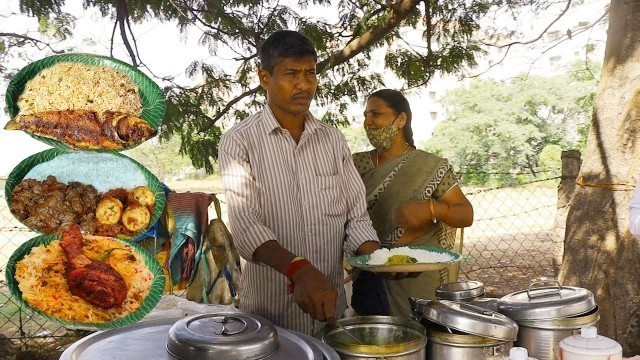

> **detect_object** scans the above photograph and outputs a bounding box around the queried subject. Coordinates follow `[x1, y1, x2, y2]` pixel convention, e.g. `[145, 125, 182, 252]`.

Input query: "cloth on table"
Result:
[166, 191, 212, 289]
[134, 189, 240, 304]
[135, 190, 211, 291]
[186, 193, 241, 305]
[142, 294, 238, 322]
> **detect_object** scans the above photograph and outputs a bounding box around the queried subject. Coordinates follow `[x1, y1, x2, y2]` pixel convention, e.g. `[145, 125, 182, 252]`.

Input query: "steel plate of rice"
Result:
[367, 246, 455, 265]
[14, 235, 153, 323]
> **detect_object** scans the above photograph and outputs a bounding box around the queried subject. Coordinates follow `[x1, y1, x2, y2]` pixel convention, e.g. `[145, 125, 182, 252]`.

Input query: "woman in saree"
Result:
[350, 89, 474, 318]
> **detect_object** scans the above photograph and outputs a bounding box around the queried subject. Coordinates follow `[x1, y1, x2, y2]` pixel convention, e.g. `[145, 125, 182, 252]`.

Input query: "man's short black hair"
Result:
[259, 30, 318, 74]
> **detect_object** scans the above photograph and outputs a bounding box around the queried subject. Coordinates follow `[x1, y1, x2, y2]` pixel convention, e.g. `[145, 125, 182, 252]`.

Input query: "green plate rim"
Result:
[4, 148, 166, 241]
[347, 246, 463, 272]
[5, 52, 165, 152]
[5, 234, 166, 330]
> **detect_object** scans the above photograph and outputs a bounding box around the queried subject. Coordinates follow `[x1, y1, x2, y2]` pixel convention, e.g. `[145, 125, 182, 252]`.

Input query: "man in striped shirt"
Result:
[219, 30, 382, 335]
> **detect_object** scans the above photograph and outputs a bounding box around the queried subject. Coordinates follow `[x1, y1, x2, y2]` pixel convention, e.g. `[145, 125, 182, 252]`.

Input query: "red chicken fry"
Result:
[59, 225, 128, 308]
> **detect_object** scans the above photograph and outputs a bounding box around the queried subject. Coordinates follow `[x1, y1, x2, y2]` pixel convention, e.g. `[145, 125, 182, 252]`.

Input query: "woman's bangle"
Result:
[285, 257, 311, 294]
[429, 199, 437, 224]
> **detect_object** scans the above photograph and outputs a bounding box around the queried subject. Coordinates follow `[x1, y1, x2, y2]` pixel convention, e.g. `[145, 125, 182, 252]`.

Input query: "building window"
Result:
[429, 91, 436, 100]
[578, 21, 590, 27]
[549, 55, 561, 65]
[547, 30, 561, 41]
[430, 112, 438, 121]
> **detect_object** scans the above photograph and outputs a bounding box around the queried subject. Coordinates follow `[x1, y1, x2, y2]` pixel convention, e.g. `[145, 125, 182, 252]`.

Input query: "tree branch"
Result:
[198, 86, 261, 133]
[317, 0, 423, 72]
[485, 0, 572, 49]
[115, 0, 137, 67]
[194, 0, 422, 133]
[471, 5, 608, 79]
[0, 32, 64, 53]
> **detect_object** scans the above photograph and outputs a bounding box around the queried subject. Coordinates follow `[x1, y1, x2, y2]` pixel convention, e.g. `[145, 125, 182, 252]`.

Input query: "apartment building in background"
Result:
[394, 0, 609, 142]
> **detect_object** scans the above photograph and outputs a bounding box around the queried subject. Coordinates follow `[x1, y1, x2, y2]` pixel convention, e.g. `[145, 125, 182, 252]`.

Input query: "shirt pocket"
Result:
[313, 175, 346, 216]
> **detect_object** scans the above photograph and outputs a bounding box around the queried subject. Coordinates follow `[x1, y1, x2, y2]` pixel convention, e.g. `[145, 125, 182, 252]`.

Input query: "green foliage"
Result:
[6, 0, 588, 174]
[426, 62, 599, 186]
[37, 14, 75, 40]
[123, 136, 211, 182]
[340, 124, 372, 154]
[539, 144, 562, 173]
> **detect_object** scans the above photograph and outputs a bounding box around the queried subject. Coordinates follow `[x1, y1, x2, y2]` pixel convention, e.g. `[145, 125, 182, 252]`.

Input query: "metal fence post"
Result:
[552, 150, 582, 275]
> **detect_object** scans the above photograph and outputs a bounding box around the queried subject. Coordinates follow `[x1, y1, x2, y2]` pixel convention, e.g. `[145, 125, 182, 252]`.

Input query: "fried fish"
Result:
[4, 110, 156, 150]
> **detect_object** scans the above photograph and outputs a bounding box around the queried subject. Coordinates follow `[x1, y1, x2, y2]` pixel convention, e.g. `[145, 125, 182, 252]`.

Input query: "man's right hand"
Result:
[291, 263, 337, 325]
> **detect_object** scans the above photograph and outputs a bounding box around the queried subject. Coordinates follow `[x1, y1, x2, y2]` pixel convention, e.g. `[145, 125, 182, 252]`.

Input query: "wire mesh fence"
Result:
[458, 177, 561, 297]
[0, 175, 563, 359]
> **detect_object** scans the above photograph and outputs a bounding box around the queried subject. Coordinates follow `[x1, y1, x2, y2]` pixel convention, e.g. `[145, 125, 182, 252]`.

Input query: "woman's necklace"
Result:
[375, 144, 411, 167]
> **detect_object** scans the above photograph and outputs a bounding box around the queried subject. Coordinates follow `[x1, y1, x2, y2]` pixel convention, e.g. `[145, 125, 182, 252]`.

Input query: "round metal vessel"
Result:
[498, 282, 599, 360]
[60, 315, 339, 360]
[428, 330, 512, 359]
[322, 316, 426, 359]
[513, 307, 600, 360]
[419, 300, 518, 360]
[436, 280, 485, 302]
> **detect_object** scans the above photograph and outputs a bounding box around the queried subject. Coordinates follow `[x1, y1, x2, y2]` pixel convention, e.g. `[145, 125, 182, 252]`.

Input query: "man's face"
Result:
[259, 56, 317, 117]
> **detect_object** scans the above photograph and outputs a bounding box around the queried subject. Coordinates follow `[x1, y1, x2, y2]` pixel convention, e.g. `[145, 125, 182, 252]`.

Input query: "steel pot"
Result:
[60, 313, 339, 360]
[497, 281, 599, 360]
[436, 280, 485, 302]
[415, 299, 518, 359]
[322, 316, 427, 359]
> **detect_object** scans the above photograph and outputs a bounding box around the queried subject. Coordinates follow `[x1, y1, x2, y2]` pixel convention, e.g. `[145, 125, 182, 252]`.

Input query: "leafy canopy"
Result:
[424, 60, 599, 185]
[4, 0, 547, 172]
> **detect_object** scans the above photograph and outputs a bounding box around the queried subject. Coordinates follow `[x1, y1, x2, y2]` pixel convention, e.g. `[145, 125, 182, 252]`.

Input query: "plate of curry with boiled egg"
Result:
[5, 149, 166, 241]
[3, 53, 164, 151]
[5, 227, 165, 330]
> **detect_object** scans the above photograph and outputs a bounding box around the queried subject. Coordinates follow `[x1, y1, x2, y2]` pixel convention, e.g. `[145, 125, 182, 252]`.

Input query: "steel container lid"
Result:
[498, 281, 596, 321]
[59, 315, 338, 360]
[436, 280, 485, 301]
[167, 313, 279, 359]
[421, 300, 519, 341]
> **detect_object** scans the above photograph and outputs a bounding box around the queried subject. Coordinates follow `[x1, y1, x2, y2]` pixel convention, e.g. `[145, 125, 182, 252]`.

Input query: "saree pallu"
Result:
[351, 150, 459, 318]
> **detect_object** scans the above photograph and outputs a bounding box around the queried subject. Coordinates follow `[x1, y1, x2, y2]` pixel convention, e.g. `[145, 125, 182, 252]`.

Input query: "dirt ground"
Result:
[0, 179, 559, 358]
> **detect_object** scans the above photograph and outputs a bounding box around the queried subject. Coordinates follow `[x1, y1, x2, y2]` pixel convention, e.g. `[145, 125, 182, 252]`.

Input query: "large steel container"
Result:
[498, 281, 599, 360]
[413, 299, 519, 359]
[60, 313, 339, 360]
[322, 316, 427, 359]
[436, 280, 485, 302]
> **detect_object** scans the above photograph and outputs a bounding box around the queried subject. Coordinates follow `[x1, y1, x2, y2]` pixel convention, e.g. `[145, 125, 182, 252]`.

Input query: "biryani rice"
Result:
[14, 236, 154, 323]
[17, 62, 143, 116]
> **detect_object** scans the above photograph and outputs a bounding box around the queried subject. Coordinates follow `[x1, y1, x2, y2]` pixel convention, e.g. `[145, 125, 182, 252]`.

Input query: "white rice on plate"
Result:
[25, 153, 146, 192]
[367, 246, 455, 265]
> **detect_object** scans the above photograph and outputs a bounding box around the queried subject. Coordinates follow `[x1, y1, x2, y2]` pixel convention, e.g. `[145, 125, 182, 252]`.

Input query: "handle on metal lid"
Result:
[212, 315, 247, 335]
[459, 302, 496, 316]
[526, 279, 562, 299]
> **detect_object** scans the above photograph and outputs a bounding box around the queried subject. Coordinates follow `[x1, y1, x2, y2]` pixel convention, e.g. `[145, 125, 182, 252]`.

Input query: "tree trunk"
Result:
[559, 0, 640, 354]
[553, 150, 581, 274]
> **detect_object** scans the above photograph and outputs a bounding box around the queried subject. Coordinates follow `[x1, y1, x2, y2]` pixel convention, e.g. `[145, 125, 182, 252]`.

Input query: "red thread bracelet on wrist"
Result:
[285, 257, 311, 294]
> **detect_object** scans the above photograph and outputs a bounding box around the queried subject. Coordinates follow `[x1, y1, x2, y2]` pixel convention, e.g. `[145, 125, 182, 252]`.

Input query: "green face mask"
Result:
[366, 115, 399, 152]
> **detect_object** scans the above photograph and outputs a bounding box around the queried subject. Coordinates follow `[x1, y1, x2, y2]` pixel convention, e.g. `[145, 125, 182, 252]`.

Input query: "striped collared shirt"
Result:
[219, 106, 378, 335]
